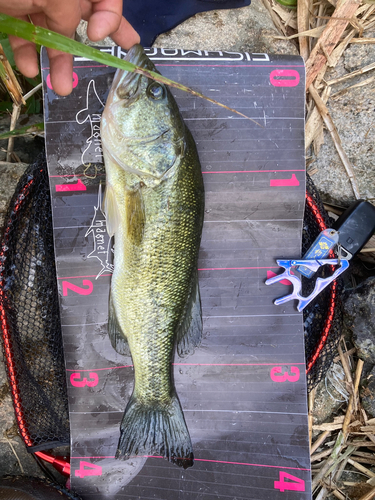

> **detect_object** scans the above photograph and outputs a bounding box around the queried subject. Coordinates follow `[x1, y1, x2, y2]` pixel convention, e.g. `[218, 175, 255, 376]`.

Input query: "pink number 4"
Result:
[75, 461, 102, 478]
[275, 472, 305, 492]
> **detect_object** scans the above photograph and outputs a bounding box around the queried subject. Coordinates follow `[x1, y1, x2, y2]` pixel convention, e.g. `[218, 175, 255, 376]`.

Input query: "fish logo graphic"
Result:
[85, 184, 114, 279]
[76, 79, 105, 166]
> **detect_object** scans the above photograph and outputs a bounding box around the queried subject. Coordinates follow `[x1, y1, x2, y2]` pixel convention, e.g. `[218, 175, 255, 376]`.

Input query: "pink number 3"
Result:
[270, 366, 300, 382]
[70, 372, 99, 387]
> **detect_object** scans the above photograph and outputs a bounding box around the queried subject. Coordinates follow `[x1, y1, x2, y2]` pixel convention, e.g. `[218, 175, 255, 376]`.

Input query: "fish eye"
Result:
[147, 82, 165, 100]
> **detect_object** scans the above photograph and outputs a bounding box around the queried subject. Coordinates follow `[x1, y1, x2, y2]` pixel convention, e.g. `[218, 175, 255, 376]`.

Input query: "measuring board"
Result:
[41, 47, 311, 499]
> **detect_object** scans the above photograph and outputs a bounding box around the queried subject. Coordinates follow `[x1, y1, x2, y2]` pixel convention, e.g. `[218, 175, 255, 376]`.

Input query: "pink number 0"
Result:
[270, 366, 300, 382]
[46, 72, 78, 90]
[70, 372, 99, 387]
[270, 69, 300, 87]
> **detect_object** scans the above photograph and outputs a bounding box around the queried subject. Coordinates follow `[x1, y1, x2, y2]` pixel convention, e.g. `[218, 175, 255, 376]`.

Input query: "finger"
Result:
[86, 0, 123, 40]
[47, 48, 74, 96]
[80, 0, 94, 20]
[9, 34, 39, 78]
[8, 15, 39, 78]
[42, 0, 82, 39]
[109, 16, 140, 49]
[40, 2, 81, 96]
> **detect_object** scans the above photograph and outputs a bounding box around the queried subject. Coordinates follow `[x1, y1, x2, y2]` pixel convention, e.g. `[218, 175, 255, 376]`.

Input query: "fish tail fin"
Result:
[116, 392, 194, 469]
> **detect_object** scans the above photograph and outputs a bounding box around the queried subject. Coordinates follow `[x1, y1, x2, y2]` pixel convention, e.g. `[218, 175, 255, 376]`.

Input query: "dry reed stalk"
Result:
[331, 75, 375, 98]
[312, 447, 339, 461]
[262, 0, 288, 35]
[350, 37, 375, 42]
[312, 430, 332, 455]
[314, 423, 345, 432]
[358, 485, 375, 500]
[272, 3, 298, 29]
[309, 386, 316, 448]
[305, 85, 331, 150]
[326, 62, 375, 85]
[350, 456, 375, 465]
[0, 44, 24, 107]
[308, 84, 361, 199]
[276, 25, 326, 39]
[298, 0, 311, 59]
[311, 431, 346, 491]
[347, 458, 375, 477]
[6, 104, 21, 163]
[305, 0, 363, 89]
[338, 341, 354, 387]
[332, 490, 346, 500]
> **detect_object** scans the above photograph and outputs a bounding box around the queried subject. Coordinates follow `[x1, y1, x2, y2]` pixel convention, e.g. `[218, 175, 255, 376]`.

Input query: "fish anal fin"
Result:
[108, 293, 130, 356]
[103, 183, 120, 237]
[177, 273, 203, 358]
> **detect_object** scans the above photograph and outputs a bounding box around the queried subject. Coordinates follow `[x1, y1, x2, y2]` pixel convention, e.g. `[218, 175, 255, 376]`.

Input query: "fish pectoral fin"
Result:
[103, 183, 120, 237]
[177, 272, 203, 358]
[108, 294, 130, 356]
[126, 188, 145, 246]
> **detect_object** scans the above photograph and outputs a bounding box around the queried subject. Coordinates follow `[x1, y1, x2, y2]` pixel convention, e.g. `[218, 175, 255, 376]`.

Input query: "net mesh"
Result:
[303, 174, 343, 392]
[0, 153, 69, 451]
[0, 157, 341, 453]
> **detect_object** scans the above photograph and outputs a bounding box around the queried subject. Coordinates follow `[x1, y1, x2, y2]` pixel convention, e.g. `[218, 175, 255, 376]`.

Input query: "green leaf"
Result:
[0, 36, 15, 68]
[0, 13, 258, 123]
[0, 101, 13, 113]
[26, 95, 41, 114]
[0, 122, 44, 140]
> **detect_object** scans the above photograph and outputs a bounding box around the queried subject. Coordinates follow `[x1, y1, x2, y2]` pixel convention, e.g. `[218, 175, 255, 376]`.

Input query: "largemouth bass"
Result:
[101, 45, 204, 469]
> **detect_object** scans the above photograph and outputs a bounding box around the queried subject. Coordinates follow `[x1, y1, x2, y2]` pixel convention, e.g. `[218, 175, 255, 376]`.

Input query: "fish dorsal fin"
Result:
[103, 183, 120, 237]
[108, 293, 130, 356]
[126, 188, 145, 246]
[177, 272, 203, 358]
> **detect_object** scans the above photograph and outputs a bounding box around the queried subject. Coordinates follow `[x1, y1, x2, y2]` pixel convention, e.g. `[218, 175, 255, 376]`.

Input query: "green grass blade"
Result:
[0, 122, 44, 140]
[0, 14, 260, 124]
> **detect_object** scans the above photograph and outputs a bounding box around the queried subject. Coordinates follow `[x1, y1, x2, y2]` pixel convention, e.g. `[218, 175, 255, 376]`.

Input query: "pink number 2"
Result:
[275, 471, 305, 492]
[270, 366, 300, 382]
[62, 280, 93, 296]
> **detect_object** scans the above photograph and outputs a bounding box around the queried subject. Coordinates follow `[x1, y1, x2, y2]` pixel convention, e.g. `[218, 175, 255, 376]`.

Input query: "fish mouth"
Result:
[115, 45, 158, 91]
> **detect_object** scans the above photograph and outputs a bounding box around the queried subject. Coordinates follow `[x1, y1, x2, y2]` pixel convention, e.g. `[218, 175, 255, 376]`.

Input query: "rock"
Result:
[361, 365, 375, 419]
[343, 277, 375, 364]
[75, 20, 115, 47]
[0, 162, 28, 227]
[155, 0, 298, 55]
[308, 31, 375, 207]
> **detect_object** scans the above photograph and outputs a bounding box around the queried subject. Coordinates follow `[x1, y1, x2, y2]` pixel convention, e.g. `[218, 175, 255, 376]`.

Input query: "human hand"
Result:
[1, 0, 140, 95]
